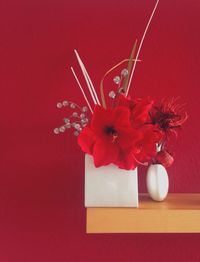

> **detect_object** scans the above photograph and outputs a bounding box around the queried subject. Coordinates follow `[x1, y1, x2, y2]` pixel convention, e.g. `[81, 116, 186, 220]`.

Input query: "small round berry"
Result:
[109, 91, 116, 99]
[74, 130, 79, 136]
[113, 76, 120, 84]
[57, 102, 62, 108]
[62, 100, 69, 106]
[80, 113, 86, 119]
[65, 123, 71, 129]
[63, 118, 70, 123]
[59, 126, 65, 133]
[83, 118, 88, 123]
[121, 69, 128, 77]
[70, 103, 76, 109]
[74, 123, 81, 130]
[82, 106, 88, 112]
[54, 128, 60, 134]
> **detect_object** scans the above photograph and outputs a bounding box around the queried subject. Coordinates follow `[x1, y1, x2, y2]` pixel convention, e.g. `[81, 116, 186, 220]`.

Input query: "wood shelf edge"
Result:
[86, 193, 200, 233]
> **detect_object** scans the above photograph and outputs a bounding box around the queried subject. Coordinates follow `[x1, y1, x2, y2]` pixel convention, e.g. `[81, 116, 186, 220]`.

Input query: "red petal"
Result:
[93, 139, 119, 167]
[91, 106, 114, 132]
[117, 127, 141, 150]
[113, 106, 132, 128]
[77, 127, 96, 155]
[114, 150, 138, 170]
[117, 94, 134, 109]
[131, 97, 154, 127]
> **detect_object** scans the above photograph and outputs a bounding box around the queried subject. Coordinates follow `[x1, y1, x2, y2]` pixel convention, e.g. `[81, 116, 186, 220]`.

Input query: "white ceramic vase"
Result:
[146, 164, 169, 201]
[84, 154, 138, 207]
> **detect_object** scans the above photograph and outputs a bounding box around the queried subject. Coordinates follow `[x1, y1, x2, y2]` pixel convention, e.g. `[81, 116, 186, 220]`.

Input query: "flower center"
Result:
[104, 126, 118, 142]
[159, 112, 177, 130]
[151, 109, 179, 131]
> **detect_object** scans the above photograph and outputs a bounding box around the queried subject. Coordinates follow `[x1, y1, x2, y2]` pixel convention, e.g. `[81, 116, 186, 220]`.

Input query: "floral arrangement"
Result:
[54, 0, 187, 171]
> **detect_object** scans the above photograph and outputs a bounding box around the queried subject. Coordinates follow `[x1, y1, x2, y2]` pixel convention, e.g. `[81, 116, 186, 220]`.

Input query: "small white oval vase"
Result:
[146, 164, 169, 201]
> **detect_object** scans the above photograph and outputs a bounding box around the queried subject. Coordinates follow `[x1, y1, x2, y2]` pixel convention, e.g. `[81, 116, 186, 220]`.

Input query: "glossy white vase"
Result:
[146, 164, 169, 201]
[85, 154, 138, 207]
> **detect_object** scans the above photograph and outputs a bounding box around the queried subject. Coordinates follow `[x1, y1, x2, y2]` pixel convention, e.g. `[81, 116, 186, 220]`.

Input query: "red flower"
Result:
[78, 105, 141, 169]
[115, 95, 162, 163]
[117, 94, 154, 127]
[150, 98, 188, 139]
[78, 101, 163, 170]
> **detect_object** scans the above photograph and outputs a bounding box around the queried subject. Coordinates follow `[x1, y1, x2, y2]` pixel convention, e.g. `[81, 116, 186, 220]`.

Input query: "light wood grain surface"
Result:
[86, 194, 200, 233]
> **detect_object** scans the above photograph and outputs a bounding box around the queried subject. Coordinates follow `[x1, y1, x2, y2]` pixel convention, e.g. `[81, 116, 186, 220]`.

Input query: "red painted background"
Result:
[1, 0, 200, 261]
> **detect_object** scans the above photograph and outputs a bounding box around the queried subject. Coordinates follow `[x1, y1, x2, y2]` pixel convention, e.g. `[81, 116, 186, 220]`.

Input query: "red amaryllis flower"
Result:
[78, 105, 142, 169]
[117, 94, 154, 127]
[149, 98, 188, 139]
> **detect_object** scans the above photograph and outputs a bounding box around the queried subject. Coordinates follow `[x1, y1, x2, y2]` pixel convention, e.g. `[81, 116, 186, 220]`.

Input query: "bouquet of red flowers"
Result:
[54, 47, 187, 170]
[54, 1, 187, 171]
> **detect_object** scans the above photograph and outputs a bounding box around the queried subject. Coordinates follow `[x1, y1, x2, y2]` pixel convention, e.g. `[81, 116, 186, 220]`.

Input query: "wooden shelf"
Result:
[86, 194, 200, 233]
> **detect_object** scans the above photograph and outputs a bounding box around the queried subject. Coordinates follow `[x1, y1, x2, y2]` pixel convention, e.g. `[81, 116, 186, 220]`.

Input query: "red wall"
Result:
[1, 0, 200, 261]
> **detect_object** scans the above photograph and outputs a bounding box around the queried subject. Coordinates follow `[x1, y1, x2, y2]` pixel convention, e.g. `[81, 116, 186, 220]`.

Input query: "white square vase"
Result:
[84, 154, 138, 207]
